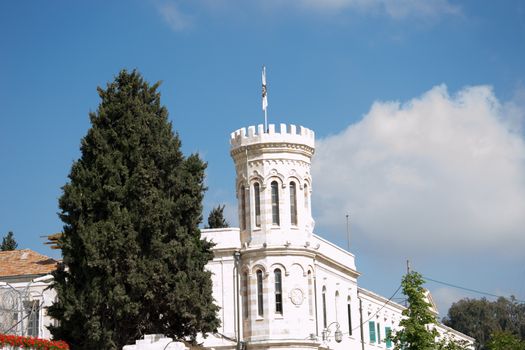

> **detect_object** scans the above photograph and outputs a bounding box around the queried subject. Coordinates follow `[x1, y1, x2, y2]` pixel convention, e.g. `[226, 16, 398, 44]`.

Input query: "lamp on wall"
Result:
[322, 322, 343, 343]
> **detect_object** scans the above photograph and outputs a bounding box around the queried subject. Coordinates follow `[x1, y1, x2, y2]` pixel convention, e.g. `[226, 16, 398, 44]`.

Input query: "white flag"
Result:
[262, 66, 268, 111]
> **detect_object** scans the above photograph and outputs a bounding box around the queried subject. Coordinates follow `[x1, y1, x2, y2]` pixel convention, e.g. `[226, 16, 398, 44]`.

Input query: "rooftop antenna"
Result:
[346, 214, 350, 251]
[403, 259, 411, 307]
[262, 65, 268, 131]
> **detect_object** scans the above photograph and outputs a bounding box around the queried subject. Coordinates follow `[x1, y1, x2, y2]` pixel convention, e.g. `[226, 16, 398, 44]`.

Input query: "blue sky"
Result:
[1, 0, 524, 316]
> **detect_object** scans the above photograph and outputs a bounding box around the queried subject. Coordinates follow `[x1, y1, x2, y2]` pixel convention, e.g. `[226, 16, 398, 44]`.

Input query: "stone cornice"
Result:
[239, 245, 360, 279]
[231, 142, 315, 159]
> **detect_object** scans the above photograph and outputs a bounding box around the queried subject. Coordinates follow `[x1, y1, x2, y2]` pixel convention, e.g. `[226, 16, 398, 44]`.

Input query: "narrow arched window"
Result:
[274, 269, 283, 314]
[243, 272, 249, 319]
[308, 271, 314, 317]
[257, 270, 264, 316]
[335, 291, 340, 322]
[347, 296, 352, 336]
[322, 286, 327, 329]
[241, 186, 246, 230]
[254, 183, 261, 227]
[271, 181, 280, 225]
[290, 181, 297, 225]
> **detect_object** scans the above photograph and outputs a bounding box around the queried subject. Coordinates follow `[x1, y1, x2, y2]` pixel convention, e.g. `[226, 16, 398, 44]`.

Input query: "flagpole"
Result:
[262, 65, 268, 132]
[264, 108, 268, 132]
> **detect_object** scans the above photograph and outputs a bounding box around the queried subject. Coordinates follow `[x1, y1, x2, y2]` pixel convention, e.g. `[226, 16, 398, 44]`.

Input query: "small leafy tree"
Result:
[437, 336, 472, 350]
[487, 331, 525, 350]
[206, 205, 229, 228]
[391, 272, 471, 350]
[392, 271, 439, 350]
[1, 231, 18, 251]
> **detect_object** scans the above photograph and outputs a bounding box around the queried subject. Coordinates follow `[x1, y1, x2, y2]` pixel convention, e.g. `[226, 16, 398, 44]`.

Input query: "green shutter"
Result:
[369, 321, 376, 343]
[385, 327, 392, 348]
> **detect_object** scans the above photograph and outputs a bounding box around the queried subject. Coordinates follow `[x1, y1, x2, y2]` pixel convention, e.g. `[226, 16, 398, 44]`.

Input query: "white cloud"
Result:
[312, 85, 525, 257]
[152, 0, 460, 30]
[155, 0, 193, 31]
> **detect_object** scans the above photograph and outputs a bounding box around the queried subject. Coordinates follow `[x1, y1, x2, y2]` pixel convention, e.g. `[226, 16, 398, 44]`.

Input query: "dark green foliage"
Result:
[1, 231, 18, 251]
[443, 297, 525, 350]
[206, 205, 229, 229]
[48, 70, 220, 350]
[487, 331, 525, 350]
[392, 271, 439, 350]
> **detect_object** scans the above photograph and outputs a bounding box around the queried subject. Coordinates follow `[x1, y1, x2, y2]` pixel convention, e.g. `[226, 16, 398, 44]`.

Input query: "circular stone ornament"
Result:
[290, 288, 304, 305]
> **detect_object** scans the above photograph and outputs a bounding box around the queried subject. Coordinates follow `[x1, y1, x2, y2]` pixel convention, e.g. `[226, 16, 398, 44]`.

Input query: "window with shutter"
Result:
[369, 321, 376, 343]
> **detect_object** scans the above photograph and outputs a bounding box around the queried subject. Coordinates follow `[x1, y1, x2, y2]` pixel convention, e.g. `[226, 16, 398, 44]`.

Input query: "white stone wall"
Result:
[202, 228, 241, 342]
[0, 277, 55, 340]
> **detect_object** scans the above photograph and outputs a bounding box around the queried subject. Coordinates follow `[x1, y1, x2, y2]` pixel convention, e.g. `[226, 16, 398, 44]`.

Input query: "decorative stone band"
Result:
[230, 124, 315, 150]
[230, 142, 315, 159]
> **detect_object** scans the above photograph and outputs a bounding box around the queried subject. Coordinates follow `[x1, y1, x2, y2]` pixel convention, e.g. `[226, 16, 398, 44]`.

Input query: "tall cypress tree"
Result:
[48, 70, 219, 349]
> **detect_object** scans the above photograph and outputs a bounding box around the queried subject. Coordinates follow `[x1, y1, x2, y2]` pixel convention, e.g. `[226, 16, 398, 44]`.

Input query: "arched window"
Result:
[347, 296, 352, 336]
[254, 183, 261, 227]
[335, 291, 340, 322]
[290, 181, 297, 225]
[257, 270, 264, 316]
[271, 181, 280, 225]
[243, 272, 249, 319]
[308, 271, 314, 317]
[241, 185, 246, 230]
[322, 286, 327, 329]
[274, 269, 283, 314]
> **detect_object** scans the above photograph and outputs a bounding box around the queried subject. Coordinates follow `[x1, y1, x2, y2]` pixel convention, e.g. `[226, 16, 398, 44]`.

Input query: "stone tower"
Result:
[230, 123, 315, 248]
[230, 123, 320, 350]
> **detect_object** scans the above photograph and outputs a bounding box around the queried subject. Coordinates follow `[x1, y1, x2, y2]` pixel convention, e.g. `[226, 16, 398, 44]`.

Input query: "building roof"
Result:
[0, 249, 58, 278]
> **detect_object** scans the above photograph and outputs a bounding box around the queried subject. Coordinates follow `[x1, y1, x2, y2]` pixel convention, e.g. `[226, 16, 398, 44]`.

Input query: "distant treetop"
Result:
[1, 231, 18, 251]
[206, 205, 229, 229]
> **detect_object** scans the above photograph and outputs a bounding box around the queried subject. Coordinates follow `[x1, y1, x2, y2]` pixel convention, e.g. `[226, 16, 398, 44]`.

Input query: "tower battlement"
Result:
[230, 123, 315, 150]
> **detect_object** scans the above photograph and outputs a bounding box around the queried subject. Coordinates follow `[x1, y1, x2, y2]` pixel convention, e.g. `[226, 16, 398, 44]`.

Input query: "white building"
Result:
[0, 249, 57, 339]
[200, 123, 474, 350]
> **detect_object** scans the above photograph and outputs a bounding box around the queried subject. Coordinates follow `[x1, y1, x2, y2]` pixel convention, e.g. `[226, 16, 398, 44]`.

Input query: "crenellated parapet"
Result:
[230, 123, 315, 154]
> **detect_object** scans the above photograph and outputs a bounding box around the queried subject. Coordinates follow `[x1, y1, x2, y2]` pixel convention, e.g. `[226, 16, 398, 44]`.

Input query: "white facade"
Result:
[200, 123, 474, 350]
[0, 275, 56, 339]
